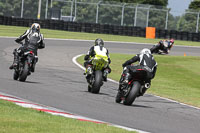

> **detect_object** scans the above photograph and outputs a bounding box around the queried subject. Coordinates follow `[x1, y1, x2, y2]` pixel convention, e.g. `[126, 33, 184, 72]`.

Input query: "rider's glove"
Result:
[122, 63, 126, 68]
[38, 42, 45, 49]
[15, 38, 21, 43]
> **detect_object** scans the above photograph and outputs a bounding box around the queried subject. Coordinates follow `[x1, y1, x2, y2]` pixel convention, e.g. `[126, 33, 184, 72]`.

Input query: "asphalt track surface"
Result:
[0, 37, 200, 133]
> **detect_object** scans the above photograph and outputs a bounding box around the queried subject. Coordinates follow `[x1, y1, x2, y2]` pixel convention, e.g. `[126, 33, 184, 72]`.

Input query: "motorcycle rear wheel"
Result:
[91, 70, 102, 94]
[19, 61, 29, 82]
[123, 81, 141, 106]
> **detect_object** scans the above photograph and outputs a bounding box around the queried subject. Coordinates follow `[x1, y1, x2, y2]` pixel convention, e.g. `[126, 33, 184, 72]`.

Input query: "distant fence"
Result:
[0, 15, 200, 42]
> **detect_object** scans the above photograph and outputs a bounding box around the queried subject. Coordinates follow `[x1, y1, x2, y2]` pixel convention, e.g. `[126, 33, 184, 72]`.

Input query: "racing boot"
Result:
[85, 65, 92, 83]
[119, 73, 130, 90]
[9, 62, 18, 70]
[103, 69, 109, 82]
[9, 50, 19, 69]
[31, 57, 38, 72]
[122, 73, 129, 85]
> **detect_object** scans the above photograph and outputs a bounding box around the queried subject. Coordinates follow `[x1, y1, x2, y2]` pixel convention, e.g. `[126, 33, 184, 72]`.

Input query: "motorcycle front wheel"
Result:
[13, 70, 19, 80]
[115, 91, 122, 103]
[88, 85, 92, 92]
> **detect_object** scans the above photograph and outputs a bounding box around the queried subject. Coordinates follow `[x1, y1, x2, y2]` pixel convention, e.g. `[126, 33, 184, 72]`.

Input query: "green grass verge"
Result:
[0, 100, 137, 133]
[77, 54, 200, 107]
[0, 25, 200, 46]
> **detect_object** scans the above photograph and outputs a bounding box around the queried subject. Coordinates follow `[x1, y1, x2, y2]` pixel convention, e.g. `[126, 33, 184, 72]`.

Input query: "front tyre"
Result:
[19, 61, 29, 82]
[91, 70, 102, 94]
[123, 81, 141, 106]
[88, 85, 92, 92]
[115, 91, 122, 103]
[13, 70, 19, 80]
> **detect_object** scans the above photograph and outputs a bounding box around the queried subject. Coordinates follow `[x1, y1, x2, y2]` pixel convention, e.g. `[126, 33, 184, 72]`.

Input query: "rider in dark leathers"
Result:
[119, 48, 157, 96]
[84, 38, 111, 81]
[9, 23, 45, 69]
[150, 39, 174, 54]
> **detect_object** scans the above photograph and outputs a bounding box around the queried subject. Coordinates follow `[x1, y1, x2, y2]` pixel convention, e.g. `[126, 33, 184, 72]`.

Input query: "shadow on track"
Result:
[116, 103, 153, 108]
[23, 81, 42, 84]
[81, 90, 112, 97]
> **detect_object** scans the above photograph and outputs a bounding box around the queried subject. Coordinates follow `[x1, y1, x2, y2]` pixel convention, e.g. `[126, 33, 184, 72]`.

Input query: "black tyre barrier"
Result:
[0, 15, 199, 41]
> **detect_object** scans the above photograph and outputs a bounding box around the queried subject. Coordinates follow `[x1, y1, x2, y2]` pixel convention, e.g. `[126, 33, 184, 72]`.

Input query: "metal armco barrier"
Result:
[0, 16, 199, 42]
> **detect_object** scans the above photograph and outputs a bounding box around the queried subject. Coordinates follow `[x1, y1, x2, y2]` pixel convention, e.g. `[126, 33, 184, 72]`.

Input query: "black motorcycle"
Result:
[152, 48, 169, 55]
[115, 68, 150, 105]
[151, 43, 171, 55]
[13, 42, 37, 82]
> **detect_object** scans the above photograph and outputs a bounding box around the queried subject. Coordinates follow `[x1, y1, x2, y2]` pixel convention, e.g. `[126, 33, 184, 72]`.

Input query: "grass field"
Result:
[0, 100, 136, 133]
[77, 54, 200, 107]
[0, 25, 200, 46]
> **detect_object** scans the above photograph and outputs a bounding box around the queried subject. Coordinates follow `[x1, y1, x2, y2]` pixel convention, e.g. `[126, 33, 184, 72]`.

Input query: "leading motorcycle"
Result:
[13, 42, 38, 82]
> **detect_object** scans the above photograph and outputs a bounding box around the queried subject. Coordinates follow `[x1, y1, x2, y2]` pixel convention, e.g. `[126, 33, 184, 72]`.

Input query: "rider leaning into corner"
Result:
[84, 38, 111, 82]
[9, 23, 45, 70]
[118, 48, 157, 96]
[150, 39, 174, 54]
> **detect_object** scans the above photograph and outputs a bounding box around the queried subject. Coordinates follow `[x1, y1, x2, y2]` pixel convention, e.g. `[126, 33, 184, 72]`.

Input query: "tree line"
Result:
[0, 0, 199, 32]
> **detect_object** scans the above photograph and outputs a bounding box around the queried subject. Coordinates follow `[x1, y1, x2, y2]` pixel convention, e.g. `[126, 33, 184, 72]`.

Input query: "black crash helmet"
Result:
[95, 38, 104, 47]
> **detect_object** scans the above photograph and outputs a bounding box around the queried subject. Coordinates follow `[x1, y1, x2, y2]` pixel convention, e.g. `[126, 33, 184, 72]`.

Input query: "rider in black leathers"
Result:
[119, 48, 157, 96]
[84, 38, 111, 81]
[150, 39, 174, 54]
[9, 23, 45, 69]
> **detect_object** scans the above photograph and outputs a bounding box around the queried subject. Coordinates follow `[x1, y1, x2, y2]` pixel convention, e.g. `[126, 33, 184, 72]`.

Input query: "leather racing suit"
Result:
[84, 45, 111, 81]
[9, 29, 45, 69]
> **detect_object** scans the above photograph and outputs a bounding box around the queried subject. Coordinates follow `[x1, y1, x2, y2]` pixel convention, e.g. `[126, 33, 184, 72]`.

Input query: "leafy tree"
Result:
[23, 0, 47, 19]
[148, 9, 167, 29]
[141, 0, 168, 7]
[105, 0, 168, 6]
[176, 0, 200, 32]
[75, 2, 97, 23]
[0, 0, 49, 19]
[189, 0, 200, 10]
[0, 0, 21, 17]
[168, 15, 180, 31]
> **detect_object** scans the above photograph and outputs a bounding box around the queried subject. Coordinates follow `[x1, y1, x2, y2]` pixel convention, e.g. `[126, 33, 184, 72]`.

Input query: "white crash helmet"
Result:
[140, 48, 151, 55]
[31, 23, 40, 33]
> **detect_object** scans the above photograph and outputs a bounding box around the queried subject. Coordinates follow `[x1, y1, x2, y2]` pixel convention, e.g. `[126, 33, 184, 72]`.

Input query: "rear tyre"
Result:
[13, 71, 19, 80]
[123, 81, 141, 106]
[19, 61, 29, 82]
[91, 70, 102, 94]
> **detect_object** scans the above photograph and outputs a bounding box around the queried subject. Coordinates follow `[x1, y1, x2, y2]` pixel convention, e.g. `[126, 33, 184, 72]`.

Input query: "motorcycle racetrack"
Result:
[0, 37, 200, 133]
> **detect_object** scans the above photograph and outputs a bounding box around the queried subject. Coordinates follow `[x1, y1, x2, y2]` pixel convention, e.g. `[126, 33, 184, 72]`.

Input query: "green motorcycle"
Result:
[86, 54, 109, 94]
